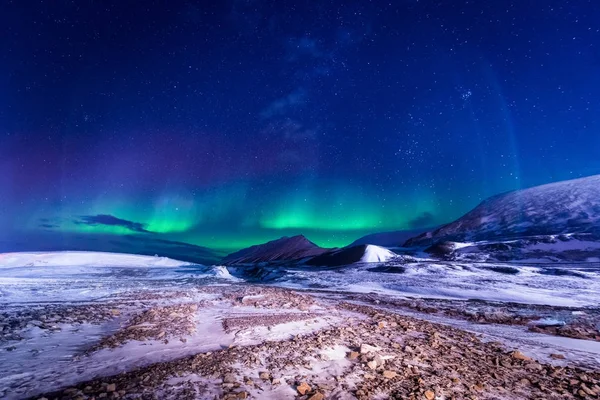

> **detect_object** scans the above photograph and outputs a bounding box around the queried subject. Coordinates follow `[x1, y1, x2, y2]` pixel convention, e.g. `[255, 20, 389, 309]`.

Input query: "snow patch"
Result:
[360, 245, 396, 263]
[211, 265, 240, 281]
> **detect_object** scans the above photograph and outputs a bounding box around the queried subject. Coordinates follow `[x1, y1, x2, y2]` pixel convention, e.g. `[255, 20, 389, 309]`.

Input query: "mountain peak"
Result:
[222, 234, 328, 265]
[283, 234, 318, 245]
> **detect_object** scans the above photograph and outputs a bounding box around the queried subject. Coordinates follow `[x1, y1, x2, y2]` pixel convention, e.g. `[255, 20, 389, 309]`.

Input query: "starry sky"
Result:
[1, 0, 600, 254]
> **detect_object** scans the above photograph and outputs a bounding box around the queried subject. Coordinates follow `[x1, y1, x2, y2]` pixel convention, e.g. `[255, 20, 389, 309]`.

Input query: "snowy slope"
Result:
[361, 245, 397, 262]
[307, 244, 397, 267]
[222, 235, 329, 265]
[0, 251, 190, 268]
[406, 174, 600, 246]
[431, 234, 600, 263]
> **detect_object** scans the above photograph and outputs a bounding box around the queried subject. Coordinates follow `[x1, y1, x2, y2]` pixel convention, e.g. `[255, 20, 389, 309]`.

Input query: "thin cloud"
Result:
[75, 214, 151, 233]
[38, 223, 58, 229]
[260, 89, 307, 119]
[409, 212, 436, 229]
[286, 37, 323, 60]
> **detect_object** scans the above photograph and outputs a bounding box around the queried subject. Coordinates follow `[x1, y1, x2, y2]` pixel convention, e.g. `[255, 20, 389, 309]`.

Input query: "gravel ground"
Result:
[22, 286, 600, 400]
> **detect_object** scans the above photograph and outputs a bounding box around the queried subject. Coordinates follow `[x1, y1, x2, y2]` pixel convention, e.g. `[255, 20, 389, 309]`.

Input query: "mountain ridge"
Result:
[405, 174, 600, 247]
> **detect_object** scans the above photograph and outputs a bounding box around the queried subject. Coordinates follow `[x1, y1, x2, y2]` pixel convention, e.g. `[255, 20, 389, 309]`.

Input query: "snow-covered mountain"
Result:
[406, 174, 600, 247]
[349, 228, 430, 247]
[306, 244, 397, 267]
[222, 235, 330, 265]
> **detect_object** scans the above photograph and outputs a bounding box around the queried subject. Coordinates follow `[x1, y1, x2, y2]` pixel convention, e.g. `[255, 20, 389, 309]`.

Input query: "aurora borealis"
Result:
[1, 0, 600, 255]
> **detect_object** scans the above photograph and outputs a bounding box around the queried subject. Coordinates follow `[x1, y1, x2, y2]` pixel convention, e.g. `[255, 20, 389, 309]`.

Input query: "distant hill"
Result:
[405, 174, 600, 247]
[222, 235, 330, 265]
[0, 231, 221, 265]
[0, 251, 190, 268]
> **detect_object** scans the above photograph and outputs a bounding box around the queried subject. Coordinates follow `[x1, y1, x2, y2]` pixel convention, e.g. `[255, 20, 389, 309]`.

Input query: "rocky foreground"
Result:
[1, 285, 592, 400]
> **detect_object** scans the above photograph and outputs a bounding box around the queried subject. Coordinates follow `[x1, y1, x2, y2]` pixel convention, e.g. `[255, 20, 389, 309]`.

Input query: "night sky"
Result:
[1, 0, 600, 252]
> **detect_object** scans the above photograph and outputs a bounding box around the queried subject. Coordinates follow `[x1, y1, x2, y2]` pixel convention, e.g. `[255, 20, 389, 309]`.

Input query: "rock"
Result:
[550, 353, 566, 360]
[106, 383, 116, 392]
[308, 392, 325, 400]
[424, 390, 435, 400]
[367, 361, 377, 370]
[360, 344, 381, 354]
[259, 371, 270, 380]
[223, 373, 237, 384]
[157, 331, 166, 339]
[237, 392, 248, 399]
[348, 351, 360, 360]
[297, 382, 311, 395]
[581, 384, 596, 396]
[511, 351, 531, 361]
[382, 370, 397, 379]
[524, 362, 542, 371]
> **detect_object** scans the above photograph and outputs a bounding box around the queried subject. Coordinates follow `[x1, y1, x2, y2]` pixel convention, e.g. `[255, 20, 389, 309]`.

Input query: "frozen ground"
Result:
[1, 251, 600, 399]
[0, 251, 234, 303]
[3, 251, 600, 307]
[355, 299, 600, 370]
[270, 260, 600, 307]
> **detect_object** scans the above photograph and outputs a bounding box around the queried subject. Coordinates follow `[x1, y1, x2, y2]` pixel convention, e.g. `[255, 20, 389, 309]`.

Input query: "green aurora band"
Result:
[20, 181, 471, 251]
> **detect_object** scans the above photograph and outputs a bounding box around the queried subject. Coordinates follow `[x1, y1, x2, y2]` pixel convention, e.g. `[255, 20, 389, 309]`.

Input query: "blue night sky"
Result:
[1, 0, 599, 253]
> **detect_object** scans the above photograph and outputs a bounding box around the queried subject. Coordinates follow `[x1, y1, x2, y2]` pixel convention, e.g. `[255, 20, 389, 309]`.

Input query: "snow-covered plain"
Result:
[270, 260, 600, 307]
[0, 252, 234, 303]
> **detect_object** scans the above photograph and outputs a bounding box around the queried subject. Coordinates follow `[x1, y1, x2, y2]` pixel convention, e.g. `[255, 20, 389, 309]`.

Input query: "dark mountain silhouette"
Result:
[222, 235, 330, 265]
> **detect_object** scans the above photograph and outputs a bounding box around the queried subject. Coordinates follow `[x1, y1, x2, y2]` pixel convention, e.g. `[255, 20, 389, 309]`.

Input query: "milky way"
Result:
[1, 0, 599, 252]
